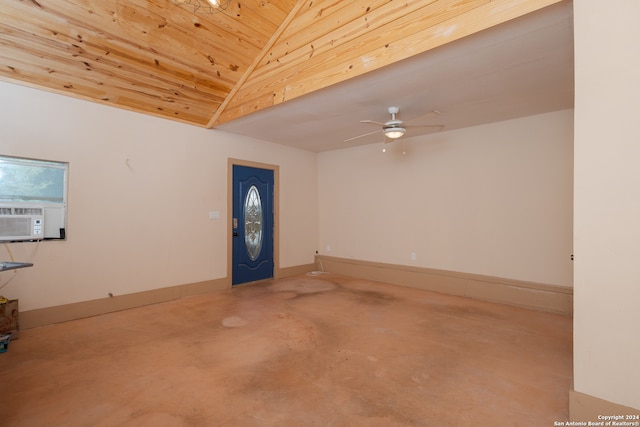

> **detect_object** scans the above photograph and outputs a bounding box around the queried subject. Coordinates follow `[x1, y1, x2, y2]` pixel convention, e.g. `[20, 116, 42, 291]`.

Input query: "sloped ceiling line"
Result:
[215, 0, 563, 126]
[206, 0, 307, 128]
[0, 0, 569, 142]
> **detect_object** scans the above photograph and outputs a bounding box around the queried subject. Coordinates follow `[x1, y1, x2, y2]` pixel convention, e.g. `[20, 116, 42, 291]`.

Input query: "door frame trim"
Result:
[227, 158, 280, 287]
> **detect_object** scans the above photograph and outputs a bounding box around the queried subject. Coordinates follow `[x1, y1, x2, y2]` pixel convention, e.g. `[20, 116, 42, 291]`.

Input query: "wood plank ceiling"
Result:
[0, 0, 563, 128]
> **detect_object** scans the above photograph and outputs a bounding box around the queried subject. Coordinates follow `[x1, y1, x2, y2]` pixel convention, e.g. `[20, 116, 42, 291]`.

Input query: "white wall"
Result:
[573, 1, 640, 410]
[318, 110, 573, 287]
[0, 81, 318, 311]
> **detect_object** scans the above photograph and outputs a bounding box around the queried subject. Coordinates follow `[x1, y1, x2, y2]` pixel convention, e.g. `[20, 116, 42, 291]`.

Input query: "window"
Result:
[0, 155, 68, 241]
[244, 185, 263, 261]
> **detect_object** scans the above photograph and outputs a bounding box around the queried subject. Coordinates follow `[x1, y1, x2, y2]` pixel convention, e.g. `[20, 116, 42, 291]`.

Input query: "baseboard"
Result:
[20, 263, 318, 330]
[569, 390, 640, 422]
[20, 277, 228, 329]
[278, 263, 316, 279]
[317, 255, 573, 315]
[20, 257, 569, 329]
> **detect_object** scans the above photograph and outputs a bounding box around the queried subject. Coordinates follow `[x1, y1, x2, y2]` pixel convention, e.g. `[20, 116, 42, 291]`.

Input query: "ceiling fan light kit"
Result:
[172, 0, 231, 14]
[383, 126, 406, 139]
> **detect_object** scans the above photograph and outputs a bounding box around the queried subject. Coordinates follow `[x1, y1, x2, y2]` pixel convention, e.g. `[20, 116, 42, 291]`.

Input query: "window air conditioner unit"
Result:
[0, 204, 45, 241]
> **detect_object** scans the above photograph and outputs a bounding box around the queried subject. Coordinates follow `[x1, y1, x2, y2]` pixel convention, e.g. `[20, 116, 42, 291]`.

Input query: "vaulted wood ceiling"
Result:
[1, 0, 562, 128]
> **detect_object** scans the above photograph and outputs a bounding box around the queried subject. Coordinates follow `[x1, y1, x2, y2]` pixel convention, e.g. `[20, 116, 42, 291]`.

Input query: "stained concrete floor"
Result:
[0, 274, 572, 426]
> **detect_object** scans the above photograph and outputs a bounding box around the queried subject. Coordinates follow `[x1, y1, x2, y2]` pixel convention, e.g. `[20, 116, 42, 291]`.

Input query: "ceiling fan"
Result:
[344, 106, 444, 143]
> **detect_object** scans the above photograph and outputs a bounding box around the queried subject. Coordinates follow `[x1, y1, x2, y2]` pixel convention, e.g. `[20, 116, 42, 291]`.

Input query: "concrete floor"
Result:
[0, 274, 572, 426]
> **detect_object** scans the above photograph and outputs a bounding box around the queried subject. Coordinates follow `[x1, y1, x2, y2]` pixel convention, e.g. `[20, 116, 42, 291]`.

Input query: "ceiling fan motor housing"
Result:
[384, 107, 405, 138]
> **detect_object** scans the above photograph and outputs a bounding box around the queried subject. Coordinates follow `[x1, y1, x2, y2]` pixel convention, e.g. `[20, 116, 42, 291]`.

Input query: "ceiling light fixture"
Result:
[383, 126, 406, 139]
[171, 0, 231, 14]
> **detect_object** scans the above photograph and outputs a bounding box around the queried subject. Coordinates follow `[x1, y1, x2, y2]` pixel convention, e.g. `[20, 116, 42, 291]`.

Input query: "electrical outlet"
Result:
[410, 252, 416, 261]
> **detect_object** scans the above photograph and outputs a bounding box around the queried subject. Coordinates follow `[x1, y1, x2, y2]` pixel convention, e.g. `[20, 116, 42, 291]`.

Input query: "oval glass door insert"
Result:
[244, 185, 263, 261]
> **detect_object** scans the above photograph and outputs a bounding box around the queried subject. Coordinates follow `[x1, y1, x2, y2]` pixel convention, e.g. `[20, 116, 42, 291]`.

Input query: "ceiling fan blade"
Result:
[360, 120, 387, 126]
[405, 125, 445, 137]
[344, 129, 382, 142]
[405, 124, 445, 129]
[404, 110, 442, 125]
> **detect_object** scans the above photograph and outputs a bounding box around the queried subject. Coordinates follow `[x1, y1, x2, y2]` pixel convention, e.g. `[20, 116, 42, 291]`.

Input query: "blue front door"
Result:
[232, 165, 274, 285]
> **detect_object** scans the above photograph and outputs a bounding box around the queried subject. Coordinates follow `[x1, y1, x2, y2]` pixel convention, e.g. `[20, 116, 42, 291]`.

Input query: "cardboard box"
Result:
[0, 299, 19, 339]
